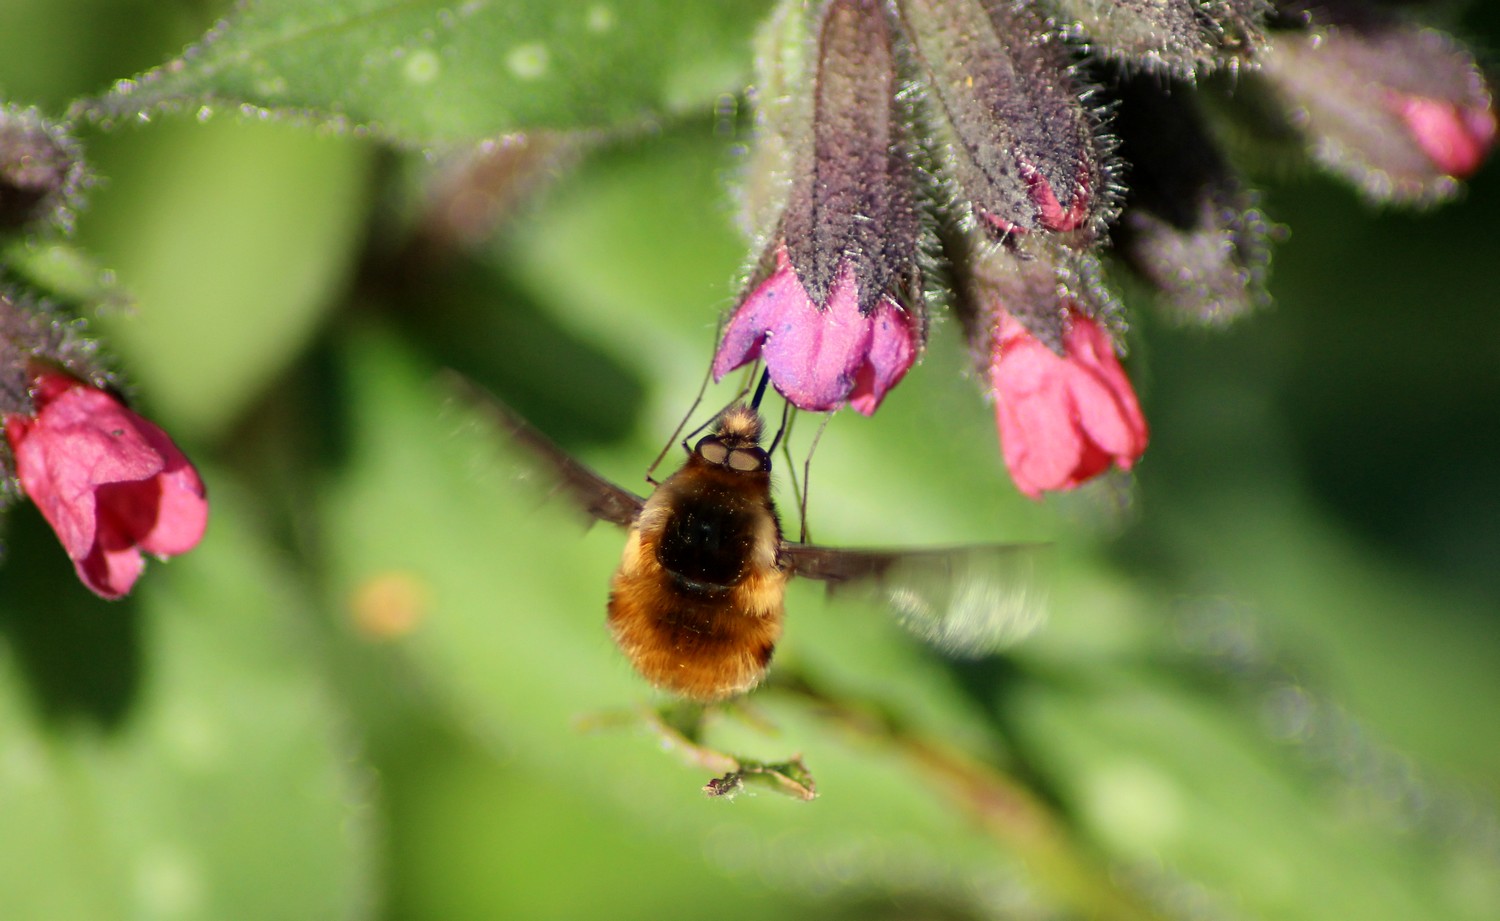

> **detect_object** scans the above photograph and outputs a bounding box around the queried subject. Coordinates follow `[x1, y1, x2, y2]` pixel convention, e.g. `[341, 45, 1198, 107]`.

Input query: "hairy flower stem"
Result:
[770, 670, 1168, 921]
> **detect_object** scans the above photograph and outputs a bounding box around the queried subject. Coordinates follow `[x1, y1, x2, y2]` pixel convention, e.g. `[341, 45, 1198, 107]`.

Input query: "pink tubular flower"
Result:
[716, 0, 925, 415]
[989, 307, 1148, 498]
[713, 247, 918, 415]
[4, 370, 208, 599]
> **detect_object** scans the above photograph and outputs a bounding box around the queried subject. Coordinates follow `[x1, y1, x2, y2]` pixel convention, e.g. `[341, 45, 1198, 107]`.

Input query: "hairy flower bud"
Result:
[1112, 78, 1272, 324]
[0, 288, 106, 422]
[947, 234, 1144, 496]
[955, 233, 1118, 355]
[716, 0, 1487, 483]
[1050, 0, 1270, 76]
[897, 0, 1107, 239]
[0, 290, 205, 598]
[1255, 5, 1495, 202]
[0, 105, 86, 235]
[716, 0, 924, 415]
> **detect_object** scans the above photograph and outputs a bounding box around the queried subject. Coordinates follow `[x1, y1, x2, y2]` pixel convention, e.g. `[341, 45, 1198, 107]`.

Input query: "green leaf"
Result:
[0, 481, 374, 921]
[77, 114, 373, 441]
[79, 0, 772, 143]
[1011, 668, 1500, 921]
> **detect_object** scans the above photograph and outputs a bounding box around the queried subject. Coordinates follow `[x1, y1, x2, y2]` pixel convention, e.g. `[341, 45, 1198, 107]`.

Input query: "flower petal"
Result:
[988, 308, 1148, 497]
[5, 371, 208, 599]
[848, 296, 918, 415]
[716, 250, 918, 414]
[757, 262, 871, 412]
[1390, 93, 1497, 179]
[73, 537, 146, 601]
[120, 411, 210, 555]
[1064, 315, 1149, 462]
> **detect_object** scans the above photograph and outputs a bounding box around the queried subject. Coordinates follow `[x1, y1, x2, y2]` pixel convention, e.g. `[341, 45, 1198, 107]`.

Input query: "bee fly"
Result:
[464, 371, 1047, 702]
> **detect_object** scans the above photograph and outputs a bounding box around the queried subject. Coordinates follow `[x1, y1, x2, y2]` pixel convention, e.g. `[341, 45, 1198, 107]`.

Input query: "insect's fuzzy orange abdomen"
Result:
[606, 456, 787, 701]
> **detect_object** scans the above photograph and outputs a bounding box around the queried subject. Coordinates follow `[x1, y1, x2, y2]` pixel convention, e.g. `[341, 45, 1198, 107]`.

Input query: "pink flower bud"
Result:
[4, 370, 208, 599]
[1257, 10, 1495, 202]
[895, 0, 1106, 238]
[1388, 92, 1497, 180]
[714, 247, 918, 415]
[989, 308, 1148, 498]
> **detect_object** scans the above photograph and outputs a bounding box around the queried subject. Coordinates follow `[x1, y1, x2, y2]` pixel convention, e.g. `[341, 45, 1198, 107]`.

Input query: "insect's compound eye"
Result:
[696, 437, 729, 465]
[727, 447, 769, 473]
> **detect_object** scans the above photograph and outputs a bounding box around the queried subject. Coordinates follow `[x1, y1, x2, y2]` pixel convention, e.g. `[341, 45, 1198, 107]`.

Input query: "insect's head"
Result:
[694, 404, 771, 473]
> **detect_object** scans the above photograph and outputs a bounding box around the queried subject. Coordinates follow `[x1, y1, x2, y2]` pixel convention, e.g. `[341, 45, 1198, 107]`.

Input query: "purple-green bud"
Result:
[780, 0, 920, 313]
[0, 106, 86, 236]
[896, 0, 1108, 241]
[1255, 3, 1495, 203]
[716, 0, 925, 416]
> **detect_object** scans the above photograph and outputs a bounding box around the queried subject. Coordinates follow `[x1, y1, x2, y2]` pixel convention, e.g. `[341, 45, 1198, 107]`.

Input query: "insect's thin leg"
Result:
[778, 406, 808, 535]
[648, 318, 756, 483]
[748, 367, 772, 413]
[686, 362, 763, 445]
[647, 336, 725, 486]
[766, 385, 791, 457]
[798, 412, 832, 544]
[679, 364, 756, 449]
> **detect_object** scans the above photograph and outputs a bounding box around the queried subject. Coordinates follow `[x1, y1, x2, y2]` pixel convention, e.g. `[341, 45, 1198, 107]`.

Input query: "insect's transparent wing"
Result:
[783, 542, 1050, 657]
[444, 372, 645, 528]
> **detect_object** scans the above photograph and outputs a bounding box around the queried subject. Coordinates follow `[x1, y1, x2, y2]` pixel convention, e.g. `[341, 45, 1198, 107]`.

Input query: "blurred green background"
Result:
[0, 1, 1497, 919]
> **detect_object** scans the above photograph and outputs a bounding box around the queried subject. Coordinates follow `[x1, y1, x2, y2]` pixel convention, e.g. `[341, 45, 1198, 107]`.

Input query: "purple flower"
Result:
[713, 245, 918, 415]
[715, 0, 925, 414]
[716, 0, 1493, 496]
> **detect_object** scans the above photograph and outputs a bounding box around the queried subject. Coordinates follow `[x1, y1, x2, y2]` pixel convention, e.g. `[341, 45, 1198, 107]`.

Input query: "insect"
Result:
[464, 371, 1047, 701]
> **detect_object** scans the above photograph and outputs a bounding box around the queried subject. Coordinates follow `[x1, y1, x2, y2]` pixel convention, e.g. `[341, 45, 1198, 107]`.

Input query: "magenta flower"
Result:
[4, 369, 208, 599]
[714, 0, 925, 416]
[989, 307, 1148, 499]
[714, 0, 1491, 495]
[713, 246, 918, 415]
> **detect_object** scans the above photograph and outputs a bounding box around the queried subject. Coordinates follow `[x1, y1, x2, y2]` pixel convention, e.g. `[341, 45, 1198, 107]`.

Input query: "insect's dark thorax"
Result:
[655, 481, 767, 588]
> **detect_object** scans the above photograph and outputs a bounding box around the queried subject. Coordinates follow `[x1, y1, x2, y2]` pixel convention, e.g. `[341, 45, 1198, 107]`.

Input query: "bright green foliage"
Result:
[0, 488, 372, 921]
[83, 118, 373, 439]
[81, 0, 772, 142]
[0, 2, 1498, 920]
